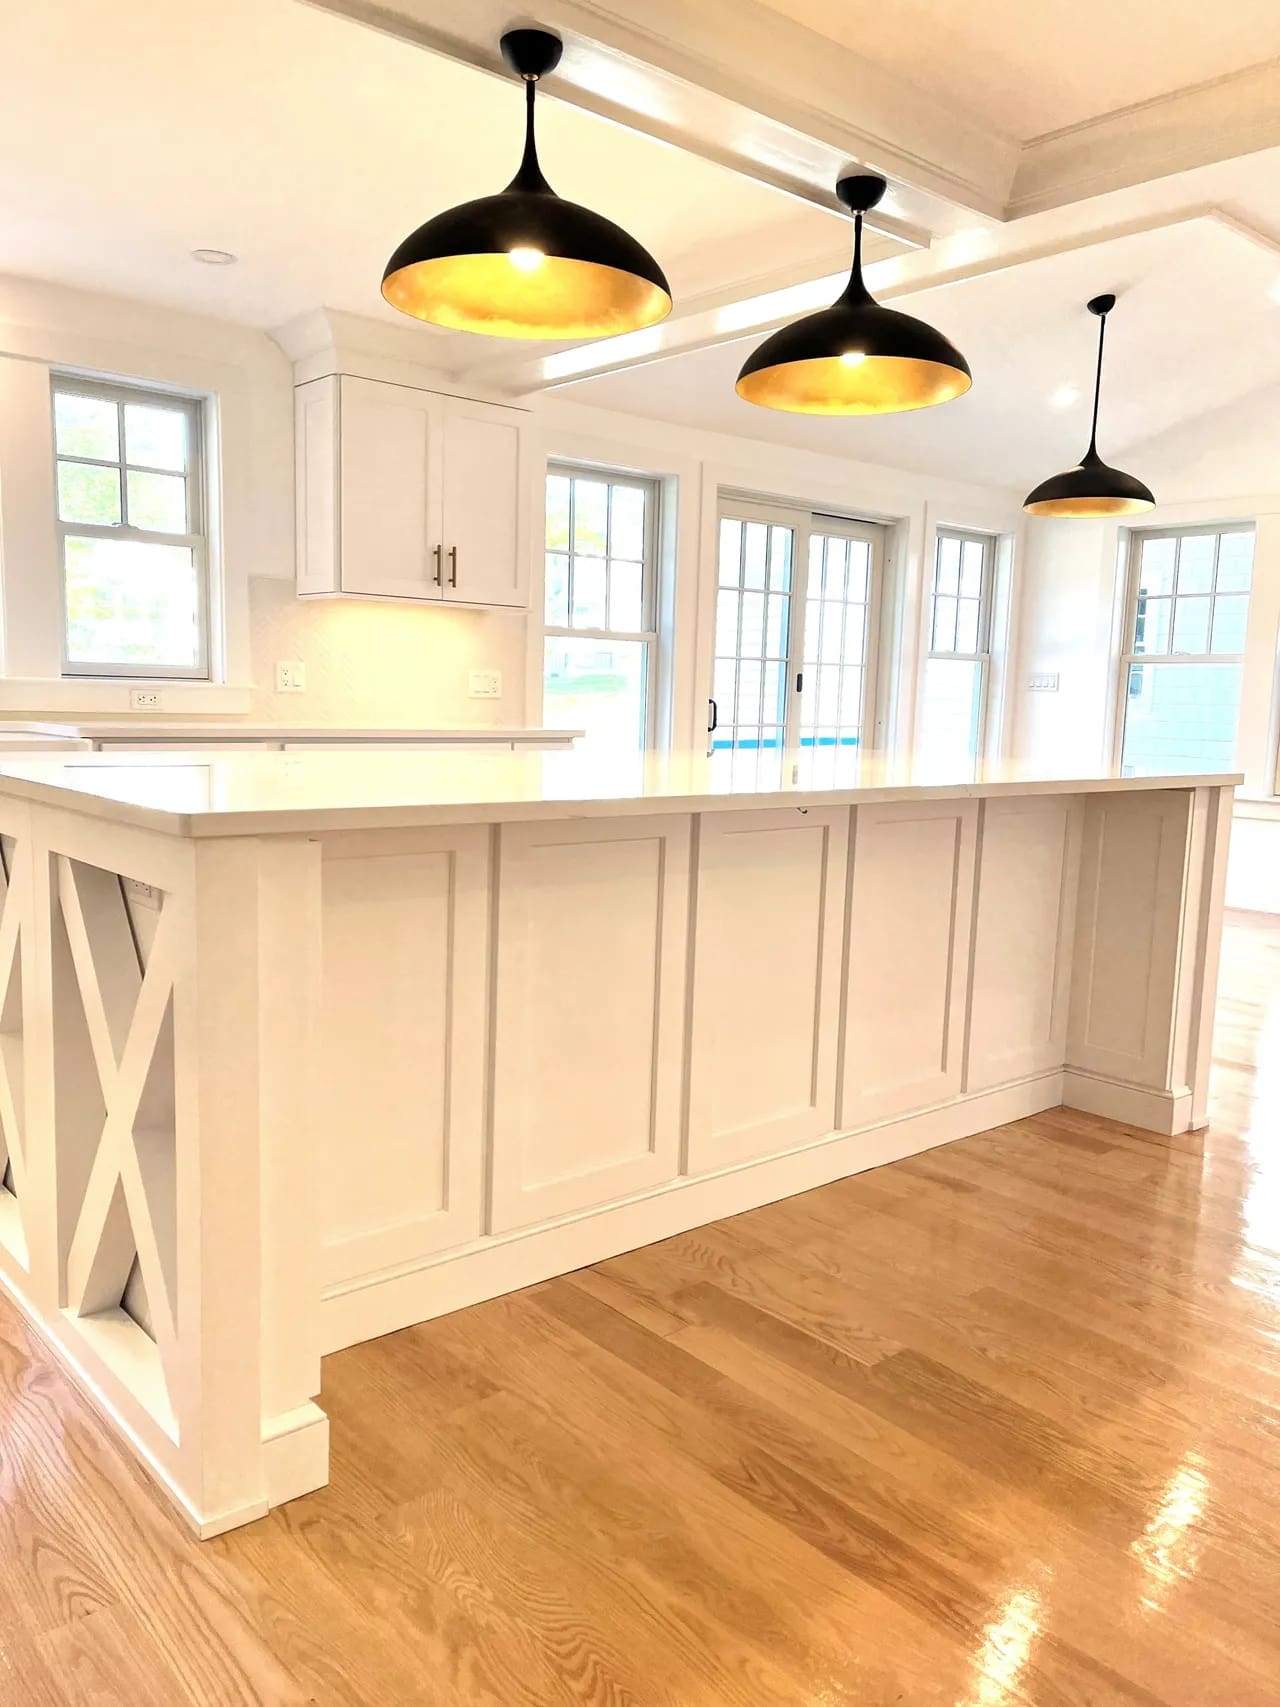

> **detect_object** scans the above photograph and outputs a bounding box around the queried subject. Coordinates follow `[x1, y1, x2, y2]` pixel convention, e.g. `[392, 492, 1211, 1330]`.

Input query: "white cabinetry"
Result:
[686, 806, 848, 1171]
[319, 826, 489, 1281]
[488, 815, 691, 1233]
[841, 798, 978, 1128]
[295, 375, 530, 609]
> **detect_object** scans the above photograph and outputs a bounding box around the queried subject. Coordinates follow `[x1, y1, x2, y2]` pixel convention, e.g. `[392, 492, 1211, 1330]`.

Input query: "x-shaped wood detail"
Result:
[58, 857, 179, 1389]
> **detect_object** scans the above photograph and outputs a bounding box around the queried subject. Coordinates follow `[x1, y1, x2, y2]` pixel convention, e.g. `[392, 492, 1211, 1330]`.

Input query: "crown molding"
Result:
[1008, 58, 1280, 218]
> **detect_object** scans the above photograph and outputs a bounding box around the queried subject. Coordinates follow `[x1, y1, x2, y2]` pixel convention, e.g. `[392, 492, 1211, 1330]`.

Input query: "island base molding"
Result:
[322, 1070, 1066, 1352]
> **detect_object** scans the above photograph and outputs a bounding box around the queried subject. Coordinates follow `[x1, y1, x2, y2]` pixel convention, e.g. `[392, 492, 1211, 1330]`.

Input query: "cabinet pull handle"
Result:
[433, 543, 443, 587]
[707, 697, 718, 734]
[449, 545, 458, 588]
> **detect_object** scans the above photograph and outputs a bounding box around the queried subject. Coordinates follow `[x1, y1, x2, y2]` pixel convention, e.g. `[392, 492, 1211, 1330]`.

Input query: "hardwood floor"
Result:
[3, 912, 1280, 1704]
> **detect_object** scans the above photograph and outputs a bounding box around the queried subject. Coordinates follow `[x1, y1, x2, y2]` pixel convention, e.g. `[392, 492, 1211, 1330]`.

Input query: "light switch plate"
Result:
[276, 660, 307, 693]
[468, 669, 503, 699]
[1028, 672, 1060, 692]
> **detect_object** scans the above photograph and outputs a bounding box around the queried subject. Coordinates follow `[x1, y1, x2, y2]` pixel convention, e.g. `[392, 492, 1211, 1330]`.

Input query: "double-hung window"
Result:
[53, 376, 209, 677]
[918, 528, 994, 777]
[543, 464, 659, 752]
[1118, 524, 1254, 776]
[711, 500, 884, 770]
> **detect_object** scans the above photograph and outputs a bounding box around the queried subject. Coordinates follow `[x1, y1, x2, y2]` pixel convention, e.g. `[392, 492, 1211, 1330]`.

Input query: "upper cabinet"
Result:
[295, 375, 531, 609]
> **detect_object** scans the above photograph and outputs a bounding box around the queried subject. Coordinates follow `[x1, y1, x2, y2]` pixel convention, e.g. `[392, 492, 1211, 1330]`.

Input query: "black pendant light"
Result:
[382, 29, 672, 341]
[1023, 294, 1154, 517]
[736, 173, 971, 415]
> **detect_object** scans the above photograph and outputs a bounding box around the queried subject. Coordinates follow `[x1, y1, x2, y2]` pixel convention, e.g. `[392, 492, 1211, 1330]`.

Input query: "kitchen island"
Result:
[0, 748, 1236, 1535]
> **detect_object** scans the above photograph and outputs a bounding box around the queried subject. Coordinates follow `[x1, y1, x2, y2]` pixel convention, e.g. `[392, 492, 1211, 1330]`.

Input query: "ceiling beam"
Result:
[459, 206, 1245, 396]
[301, 0, 1015, 238]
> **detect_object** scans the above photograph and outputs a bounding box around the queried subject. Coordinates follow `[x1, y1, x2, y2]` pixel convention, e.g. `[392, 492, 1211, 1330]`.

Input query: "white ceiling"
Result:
[0, 0, 839, 330]
[755, 0, 1280, 139]
[560, 218, 1280, 491]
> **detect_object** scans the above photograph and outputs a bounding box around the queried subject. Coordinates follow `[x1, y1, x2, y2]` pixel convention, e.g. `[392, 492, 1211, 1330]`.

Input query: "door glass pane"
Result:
[64, 536, 200, 669]
[543, 637, 647, 753]
[714, 514, 793, 752]
[918, 658, 983, 780]
[799, 530, 873, 749]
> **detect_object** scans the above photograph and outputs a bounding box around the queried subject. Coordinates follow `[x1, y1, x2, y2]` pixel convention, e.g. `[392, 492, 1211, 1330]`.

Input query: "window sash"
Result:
[53, 375, 210, 680]
[928, 528, 994, 662]
[1116, 523, 1255, 777]
[543, 464, 661, 749]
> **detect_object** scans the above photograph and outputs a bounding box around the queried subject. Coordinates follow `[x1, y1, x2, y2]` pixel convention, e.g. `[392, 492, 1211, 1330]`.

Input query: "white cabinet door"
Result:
[489, 815, 691, 1232]
[338, 377, 442, 601]
[318, 826, 489, 1284]
[687, 806, 848, 1172]
[841, 798, 978, 1128]
[439, 397, 528, 610]
[967, 795, 1082, 1092]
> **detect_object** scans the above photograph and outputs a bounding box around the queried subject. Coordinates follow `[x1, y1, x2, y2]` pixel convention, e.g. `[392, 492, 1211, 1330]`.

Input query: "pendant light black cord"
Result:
[840, 209, 874, 306]
[1087, 309, 1107, 460]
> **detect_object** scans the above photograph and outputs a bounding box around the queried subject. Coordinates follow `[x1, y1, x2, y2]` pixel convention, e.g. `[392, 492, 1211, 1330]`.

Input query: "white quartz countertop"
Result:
[0, 721, 578, 743]
[0, 747, 1243, 839]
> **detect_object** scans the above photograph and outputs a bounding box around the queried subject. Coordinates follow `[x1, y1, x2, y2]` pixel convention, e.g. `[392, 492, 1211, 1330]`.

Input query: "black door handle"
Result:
[707, 697, 718, 734]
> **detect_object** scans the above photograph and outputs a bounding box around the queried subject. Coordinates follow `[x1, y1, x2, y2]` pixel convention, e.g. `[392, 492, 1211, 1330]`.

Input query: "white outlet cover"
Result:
[129, 688, 161, 711]
[468, 669, 503, 699]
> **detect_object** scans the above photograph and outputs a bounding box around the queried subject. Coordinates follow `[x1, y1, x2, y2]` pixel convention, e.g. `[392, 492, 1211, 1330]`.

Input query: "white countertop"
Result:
[0, 747, 1243, 839]
[0, 721, 578, 744]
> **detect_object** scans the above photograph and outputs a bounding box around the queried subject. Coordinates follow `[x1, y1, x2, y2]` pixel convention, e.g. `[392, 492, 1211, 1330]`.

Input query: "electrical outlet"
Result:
[276, 660, 307, 693]
[468, 669, 503, 699]
[128, 689, 161, 711]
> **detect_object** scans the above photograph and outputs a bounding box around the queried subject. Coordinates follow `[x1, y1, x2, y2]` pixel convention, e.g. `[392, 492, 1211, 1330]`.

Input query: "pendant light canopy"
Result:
[736, 173, 972, 415]
[382, 29, 672, 341]
[1023, 294, 1154, 518]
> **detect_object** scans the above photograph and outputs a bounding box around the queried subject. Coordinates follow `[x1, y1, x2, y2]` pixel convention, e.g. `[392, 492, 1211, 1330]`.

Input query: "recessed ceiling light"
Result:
[191, 248, 237, 266]
[1049, 382, 1081, 409]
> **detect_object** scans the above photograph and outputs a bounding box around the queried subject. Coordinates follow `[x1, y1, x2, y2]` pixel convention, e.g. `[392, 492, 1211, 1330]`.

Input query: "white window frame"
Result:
[52, 374, 210, 680]
[1112, 521, 1255, 774]
[711, 495, 886, 754]
[921, 526, 996, 760]
[543, 461, 661, 749]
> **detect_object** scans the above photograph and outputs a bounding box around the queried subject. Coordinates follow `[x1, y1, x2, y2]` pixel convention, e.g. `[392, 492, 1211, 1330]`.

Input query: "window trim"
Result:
[921, 526, 996, 771]
[544, 461, 662, 750]
[1112, 520, 1255, 775]
[52, 374, 211, 681]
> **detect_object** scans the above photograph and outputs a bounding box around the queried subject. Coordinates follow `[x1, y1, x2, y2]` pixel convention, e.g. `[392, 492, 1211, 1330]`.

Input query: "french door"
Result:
[711, 499, 884, 763]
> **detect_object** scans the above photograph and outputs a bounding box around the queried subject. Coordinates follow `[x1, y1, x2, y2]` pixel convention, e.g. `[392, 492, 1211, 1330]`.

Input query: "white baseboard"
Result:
[321, 1072, 1065, 1353]
[262, 1402, 330, 1512]
[1062, 1069, 1191, 1135]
